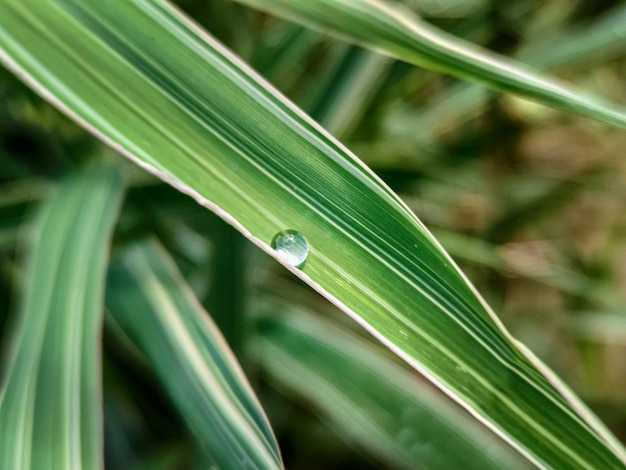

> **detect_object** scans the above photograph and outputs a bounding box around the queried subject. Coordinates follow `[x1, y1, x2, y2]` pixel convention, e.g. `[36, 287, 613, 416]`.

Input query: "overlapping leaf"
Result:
[0, 1, 624, 467]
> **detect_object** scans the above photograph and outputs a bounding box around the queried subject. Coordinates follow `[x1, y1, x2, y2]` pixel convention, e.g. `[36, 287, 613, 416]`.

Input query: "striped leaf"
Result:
[0, 1, 624, 467]
[106, 239, 282, 469]
[233, 0, 626, 128]
[0, 164, 124, 470]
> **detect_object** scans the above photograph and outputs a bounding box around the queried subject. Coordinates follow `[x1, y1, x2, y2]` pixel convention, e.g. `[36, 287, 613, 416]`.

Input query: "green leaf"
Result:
[255, 303, 528, 470]
[387, 3, 626, 139]
[106, 239, 282, 469]
[0, 163, 124, 470]
[0, 1, 624, 467]
[233, 0, 626, 128]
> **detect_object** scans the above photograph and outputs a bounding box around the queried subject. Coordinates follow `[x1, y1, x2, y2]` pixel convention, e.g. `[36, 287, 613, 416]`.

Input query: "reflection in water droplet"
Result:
[271, 229, 309, 267]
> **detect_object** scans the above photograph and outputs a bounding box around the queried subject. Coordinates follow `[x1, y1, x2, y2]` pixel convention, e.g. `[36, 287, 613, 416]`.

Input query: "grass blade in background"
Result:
[0, 164, 124, 470]
[233, 0, 626, 128]
[0, 1, 624, 467]
[304, 45, 392, 138]
[106, 239, 282, 470]
[254, 305, 529, 470]
[432, 229, 619, 309]
[517, 4, 626, 71]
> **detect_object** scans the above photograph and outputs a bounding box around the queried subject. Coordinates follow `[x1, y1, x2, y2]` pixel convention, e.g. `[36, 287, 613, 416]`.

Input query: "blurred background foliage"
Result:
[1, 0, 625, 468]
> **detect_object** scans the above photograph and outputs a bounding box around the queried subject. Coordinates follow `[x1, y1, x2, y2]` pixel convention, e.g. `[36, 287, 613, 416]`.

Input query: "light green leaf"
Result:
[255, 303, 529, 470]
[106, 239, 282, 469]
[233, 0, 626, 128]
[0, 163, 124, 470]
[0, 1, 624, 467]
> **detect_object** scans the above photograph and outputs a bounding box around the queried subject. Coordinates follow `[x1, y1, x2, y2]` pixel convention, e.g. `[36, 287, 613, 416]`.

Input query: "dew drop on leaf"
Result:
[271, 229, 309, 268]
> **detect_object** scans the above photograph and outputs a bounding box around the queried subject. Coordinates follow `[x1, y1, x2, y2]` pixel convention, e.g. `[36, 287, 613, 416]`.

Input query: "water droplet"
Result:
[271, 229, 309, 267]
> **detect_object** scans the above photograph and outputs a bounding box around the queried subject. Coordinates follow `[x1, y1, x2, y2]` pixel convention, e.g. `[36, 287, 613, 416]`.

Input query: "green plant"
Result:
[0, 0, 625, 468]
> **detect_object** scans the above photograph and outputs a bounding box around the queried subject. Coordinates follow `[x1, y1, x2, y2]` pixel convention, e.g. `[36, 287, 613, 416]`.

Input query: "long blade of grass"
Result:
[0, 1, 624, 467]
[255, 303, 529, 470]
[233, 0, 626, 128]
[388, 3, 626, 139]
[106, 239, 282, 470]
[0, 163, 124, 470]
